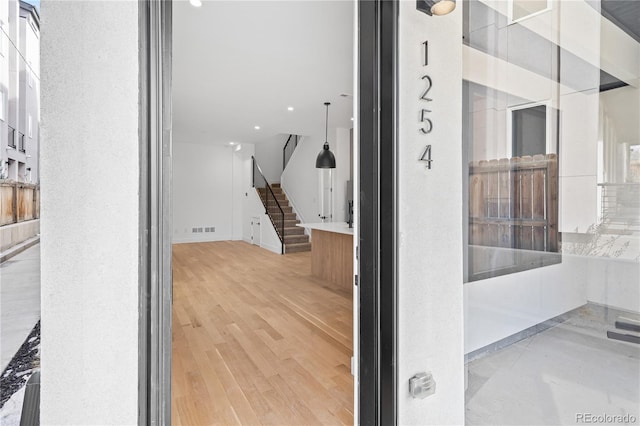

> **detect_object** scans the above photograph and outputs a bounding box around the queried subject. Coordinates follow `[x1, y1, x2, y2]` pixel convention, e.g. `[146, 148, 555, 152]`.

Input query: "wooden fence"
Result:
[469, 154, 558, 252]
[0, 181, 40, 226]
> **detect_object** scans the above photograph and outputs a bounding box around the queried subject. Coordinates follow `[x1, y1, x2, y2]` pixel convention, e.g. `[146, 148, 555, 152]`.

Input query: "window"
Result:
[511, 104, 547, 157]
[509, 0, 550, 23]
[464, 84, 560, 283]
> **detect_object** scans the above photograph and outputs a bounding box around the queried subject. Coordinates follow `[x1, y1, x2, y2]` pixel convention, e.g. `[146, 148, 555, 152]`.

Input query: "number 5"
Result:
[419, 109, 433, 134]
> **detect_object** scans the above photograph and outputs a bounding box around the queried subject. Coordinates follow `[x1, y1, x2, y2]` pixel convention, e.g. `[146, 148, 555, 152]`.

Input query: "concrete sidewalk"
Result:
[1, 244, 40, 372]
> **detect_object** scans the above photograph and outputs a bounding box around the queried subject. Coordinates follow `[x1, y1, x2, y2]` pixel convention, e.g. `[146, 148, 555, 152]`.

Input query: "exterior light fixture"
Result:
[417, 0, 456, 16]
[315, 102, 336, 169]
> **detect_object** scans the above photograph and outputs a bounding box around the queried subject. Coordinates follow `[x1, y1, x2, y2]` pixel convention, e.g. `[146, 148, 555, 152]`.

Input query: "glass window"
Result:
[511, 104, 547, 157]
[464, 1, 640, 424]
[510, 0, 550, 22]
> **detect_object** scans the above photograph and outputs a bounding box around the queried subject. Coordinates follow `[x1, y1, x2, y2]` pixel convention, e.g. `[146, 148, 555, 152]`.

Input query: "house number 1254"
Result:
[419, 40, 433, 169]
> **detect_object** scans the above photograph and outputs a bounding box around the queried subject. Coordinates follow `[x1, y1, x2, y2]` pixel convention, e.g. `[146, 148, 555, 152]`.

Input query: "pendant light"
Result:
[315, 102, 336, 169]
[417, 0, 456, 16]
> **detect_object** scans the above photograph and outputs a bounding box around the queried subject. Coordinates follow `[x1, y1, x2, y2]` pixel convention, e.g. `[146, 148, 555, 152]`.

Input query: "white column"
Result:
[397, 2, 464, 424]
[40, 2, 140, 423]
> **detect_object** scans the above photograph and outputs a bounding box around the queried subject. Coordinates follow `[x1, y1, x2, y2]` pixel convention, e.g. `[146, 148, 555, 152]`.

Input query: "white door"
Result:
[251, 217, 260, 246]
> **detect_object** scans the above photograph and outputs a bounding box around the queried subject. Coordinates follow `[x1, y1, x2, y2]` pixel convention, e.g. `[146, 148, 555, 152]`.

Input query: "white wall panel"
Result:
[397, 2, 464, 423]
[40, 2, 139, 423]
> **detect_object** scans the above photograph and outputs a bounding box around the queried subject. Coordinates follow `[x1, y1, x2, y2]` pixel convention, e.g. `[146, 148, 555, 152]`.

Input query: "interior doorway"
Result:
[169, 1, 357, 424]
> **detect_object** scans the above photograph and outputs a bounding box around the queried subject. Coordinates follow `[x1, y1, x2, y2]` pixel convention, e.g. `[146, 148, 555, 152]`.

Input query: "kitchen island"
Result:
[297, 222, 354, 290]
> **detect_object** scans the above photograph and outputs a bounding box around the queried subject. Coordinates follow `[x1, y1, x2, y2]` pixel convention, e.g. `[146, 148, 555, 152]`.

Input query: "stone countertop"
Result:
[297, 222, 354, 235]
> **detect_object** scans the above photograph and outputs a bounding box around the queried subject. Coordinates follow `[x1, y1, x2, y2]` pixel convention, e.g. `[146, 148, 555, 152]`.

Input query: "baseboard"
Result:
[172, 235, 232, 244]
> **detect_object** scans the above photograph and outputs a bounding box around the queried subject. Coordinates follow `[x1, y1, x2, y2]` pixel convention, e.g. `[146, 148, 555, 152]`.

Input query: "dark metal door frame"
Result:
[358, 0, 398, 424]
[139, 0, 399, 423]
[139, 1, 172, 424]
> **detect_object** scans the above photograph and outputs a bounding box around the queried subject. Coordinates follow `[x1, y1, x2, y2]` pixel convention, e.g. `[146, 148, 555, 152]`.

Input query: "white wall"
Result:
[586, 257, 640, 313]
[334, 127, 351, 223]
[40, 1, 139, 423]
[239, 143, 282, 254]
[245, 189, 282, 254]
[464, 258, 586, 353]
[465, 252, 640, 354]
[281, 134, 319, 224]
[397, 2, 464, 424]
[282, 128, 351, 225]
[232, 147, 243, 240]
[172, 141, 238, 243]
[253, 133, 287, 184]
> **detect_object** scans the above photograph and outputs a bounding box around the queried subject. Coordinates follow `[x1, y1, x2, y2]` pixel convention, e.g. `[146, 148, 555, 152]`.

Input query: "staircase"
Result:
[257, 183, 311, 253]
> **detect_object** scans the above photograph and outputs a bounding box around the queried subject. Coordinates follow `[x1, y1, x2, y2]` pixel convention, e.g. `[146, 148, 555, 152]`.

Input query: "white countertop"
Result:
[297, 222, 354, 235]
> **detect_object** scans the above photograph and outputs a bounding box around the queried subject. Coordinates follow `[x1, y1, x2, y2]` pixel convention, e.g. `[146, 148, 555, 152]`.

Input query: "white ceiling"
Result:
[172, 0, 354, 145]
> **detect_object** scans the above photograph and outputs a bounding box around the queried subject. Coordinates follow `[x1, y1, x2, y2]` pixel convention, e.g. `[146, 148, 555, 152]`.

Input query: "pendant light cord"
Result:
[325, 103, 329, 144]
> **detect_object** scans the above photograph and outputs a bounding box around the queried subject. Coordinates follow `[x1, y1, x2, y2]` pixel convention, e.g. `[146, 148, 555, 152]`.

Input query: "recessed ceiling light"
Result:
[228, 142, 237, 146]
[287, 107, 294, 111]
[254, 126, 261, 130]
[189, 0, 202, 7]
[351, 117, 354, 121]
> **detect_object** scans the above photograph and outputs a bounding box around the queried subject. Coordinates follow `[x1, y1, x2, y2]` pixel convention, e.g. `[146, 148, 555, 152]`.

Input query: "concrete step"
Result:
[285, 242, 311, 253]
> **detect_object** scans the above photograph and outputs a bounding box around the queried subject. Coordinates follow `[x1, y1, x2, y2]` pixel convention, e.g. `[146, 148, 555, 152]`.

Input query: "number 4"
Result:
[420, 145, 432, 169]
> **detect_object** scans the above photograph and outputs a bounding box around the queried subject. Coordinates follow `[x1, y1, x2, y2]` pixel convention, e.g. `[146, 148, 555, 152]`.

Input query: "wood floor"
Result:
[172, 241, 353, 425]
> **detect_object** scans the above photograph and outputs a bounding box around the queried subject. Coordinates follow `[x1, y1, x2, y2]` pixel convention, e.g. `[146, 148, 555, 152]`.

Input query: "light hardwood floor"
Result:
[172, 241, 353, 425]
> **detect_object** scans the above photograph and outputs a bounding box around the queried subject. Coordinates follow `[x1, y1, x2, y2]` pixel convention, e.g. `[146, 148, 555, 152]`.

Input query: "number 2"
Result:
[420, 75, 433, 101]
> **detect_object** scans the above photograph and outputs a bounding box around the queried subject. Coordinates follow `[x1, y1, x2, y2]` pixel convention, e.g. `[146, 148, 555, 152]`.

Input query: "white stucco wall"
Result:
[397, 2, 465, 424]
[40, 1, 139, 424]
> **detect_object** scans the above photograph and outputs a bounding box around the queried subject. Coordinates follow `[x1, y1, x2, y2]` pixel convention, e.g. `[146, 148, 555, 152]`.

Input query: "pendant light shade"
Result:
[316, 102, 336, 169]
[417, 0, 456, 16]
